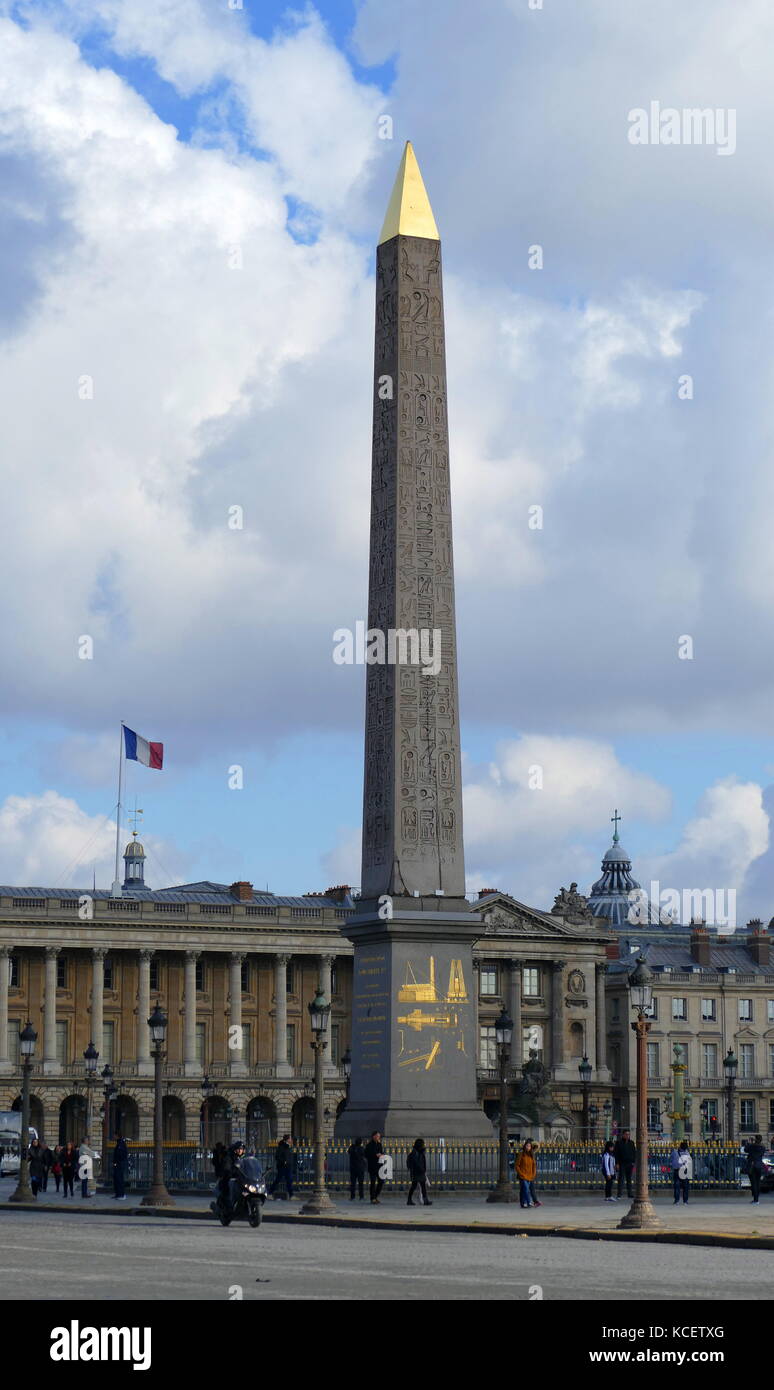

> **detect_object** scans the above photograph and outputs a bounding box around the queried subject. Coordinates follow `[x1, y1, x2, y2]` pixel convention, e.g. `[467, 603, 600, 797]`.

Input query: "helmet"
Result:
[229, 1141, 245, 1156]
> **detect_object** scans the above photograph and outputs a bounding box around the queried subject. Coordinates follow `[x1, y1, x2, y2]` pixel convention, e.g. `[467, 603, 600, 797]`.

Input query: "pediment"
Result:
[473, 892, 615, 942]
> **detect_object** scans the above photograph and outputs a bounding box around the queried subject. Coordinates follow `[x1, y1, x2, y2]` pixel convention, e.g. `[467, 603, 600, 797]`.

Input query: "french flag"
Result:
[123, 726, 164, 770]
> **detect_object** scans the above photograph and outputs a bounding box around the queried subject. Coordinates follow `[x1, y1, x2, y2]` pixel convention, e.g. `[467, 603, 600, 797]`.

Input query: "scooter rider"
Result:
[218, 1141, 246, 1216]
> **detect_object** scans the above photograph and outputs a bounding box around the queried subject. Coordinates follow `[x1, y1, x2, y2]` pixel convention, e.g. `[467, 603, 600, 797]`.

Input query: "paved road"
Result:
[0, 1209, 769, 1300]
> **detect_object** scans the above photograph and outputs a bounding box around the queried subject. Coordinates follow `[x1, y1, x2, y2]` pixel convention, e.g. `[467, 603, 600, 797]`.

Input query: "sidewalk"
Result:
[2, 1178, 772, 1248]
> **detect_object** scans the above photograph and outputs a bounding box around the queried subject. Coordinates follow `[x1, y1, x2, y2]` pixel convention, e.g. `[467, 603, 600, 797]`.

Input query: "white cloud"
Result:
[0, 789, 188, 888]
[640, 778, 769, 905]
[462, 734, 670, 905]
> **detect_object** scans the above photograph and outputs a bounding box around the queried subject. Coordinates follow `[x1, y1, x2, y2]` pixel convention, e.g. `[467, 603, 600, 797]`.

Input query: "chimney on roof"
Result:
[478, 889, 499, 898]
[605, 940, 621, 961]
[690, 919, 711, 966]
[230, 881, 254, 902]
[324, 885, 352, 904]
[748, 921, 771, 967]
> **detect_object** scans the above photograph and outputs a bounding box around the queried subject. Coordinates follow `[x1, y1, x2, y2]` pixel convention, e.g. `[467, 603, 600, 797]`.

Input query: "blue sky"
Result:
[2, 0, 774, 921]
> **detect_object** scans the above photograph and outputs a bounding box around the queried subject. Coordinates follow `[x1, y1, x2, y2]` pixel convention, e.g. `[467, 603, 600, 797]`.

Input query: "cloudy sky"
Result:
[1, 0, 773, 920]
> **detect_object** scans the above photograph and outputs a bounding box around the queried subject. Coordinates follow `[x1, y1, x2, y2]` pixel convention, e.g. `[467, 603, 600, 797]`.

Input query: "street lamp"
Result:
[100, 1064, 117, 1187]
[618, 958, 662, 1230]
[589, 1102, 599, 1142]
[300, 986, 335, 1215]
[603, 1098, 612, 1138]
[141, 1003, 174, 1207]
[723, 1047, 738, 1144]
[83, 1040, 99, 1141]
[578, 1055, 592, 1140]
[201, 1073, 214, 1173]
[9, 1021, 37, 1203]
[487, 1006, 515, 1204]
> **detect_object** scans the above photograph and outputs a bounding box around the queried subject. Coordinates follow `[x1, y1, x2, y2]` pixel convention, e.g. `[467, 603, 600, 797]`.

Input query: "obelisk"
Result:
[336, 143, 489, 1138]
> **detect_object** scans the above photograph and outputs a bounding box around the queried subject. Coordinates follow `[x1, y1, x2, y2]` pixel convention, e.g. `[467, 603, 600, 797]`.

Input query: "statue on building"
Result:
[552, 882, 593, 922]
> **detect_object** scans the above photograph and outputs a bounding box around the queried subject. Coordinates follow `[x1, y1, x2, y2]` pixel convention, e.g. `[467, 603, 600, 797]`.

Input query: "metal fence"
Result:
[113, 1140, 748, 1193]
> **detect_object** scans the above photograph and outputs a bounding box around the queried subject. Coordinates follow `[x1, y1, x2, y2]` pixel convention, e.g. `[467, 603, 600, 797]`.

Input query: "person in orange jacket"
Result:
[515, 1139, 542, 1208]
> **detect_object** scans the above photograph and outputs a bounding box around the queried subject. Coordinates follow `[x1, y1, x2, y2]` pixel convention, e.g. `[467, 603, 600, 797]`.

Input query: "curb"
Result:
[2, 1201, 772, 1250]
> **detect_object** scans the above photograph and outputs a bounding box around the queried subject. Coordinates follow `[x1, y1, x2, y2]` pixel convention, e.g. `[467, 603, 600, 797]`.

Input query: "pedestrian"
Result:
[601, 1140, 617, 1201]
[675, 1142, 692, 1204]
[365, 1131, 385, 1204]
[113, 1131, 129, 1200]
[515, 1139, 541, 1208]
[61, 1141, 77, 1198]
[613, 1128, 636, 1198]
[51, 1145, 63, 1193]
[28, 1139, 45, 1198]
[40, 1141, 53, 1192]
[744, 1133, 766, 1205]
[269, 1134, 294, 1200]
[406, 1137, 432, 1206]
[79, 1136, 98, 1197]
[348, 1136, 367, 1201]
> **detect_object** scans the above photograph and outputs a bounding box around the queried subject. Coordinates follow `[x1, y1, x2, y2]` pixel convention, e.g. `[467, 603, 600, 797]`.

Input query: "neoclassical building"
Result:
[0, 838, 616, 1146]
[9, 828, 766, 1147]
[588, 833, 774, 1140]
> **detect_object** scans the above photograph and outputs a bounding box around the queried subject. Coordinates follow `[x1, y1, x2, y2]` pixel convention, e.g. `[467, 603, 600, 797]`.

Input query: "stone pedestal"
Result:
[334, 900, 490, 1139]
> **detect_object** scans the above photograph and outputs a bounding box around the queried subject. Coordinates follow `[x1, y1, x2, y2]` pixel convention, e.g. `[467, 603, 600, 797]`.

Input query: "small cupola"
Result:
[123, 833, 147, 890]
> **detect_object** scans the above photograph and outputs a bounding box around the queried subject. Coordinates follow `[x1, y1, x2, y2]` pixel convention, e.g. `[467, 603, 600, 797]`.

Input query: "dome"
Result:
[587, 827, 660, 928]
[124, 839, 145, 858]
[602, 843, 631, 864]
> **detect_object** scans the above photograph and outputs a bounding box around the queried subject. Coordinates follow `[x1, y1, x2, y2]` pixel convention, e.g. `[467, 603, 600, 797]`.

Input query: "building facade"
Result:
[0, 843, 616, 1146]
[5, 832, 769, 1146]
[589, 835, 774, 1141]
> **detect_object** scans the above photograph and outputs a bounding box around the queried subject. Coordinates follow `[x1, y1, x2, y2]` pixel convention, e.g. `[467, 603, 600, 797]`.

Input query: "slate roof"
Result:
[0, 884, 353, 909]
[609, 939, 774, 977]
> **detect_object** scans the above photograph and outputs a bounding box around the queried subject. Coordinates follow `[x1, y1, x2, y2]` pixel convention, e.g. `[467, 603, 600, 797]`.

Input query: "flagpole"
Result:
[111, 722, 124, 897]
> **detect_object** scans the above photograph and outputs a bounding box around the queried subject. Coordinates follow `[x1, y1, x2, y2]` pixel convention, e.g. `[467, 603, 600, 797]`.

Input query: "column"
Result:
[43, 946, 61, 1074]
[229, 952, 247, 1076]
[595, 962, 610, 1078]
[550, 959, 566, 1078]
[90, 946, 106, 1059]
[274, 953, 292, 1078]
[319, 954, 337, 1076]
[0, 946, 10, 1070]
[137, 949, 153, 1075]
[184, 950, 200, 1077]
[508, 960, 522, 1069]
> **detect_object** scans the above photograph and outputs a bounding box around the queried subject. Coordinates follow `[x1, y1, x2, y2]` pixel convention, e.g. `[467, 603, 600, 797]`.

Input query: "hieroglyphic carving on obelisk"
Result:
[361, 143, 465, 901]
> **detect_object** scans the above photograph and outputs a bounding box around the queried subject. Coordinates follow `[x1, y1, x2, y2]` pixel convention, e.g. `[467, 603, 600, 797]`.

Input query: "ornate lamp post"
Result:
[201, 1073, 213, 1173]
[300, 987, 335, 1215]
[141, 1003, 175, 1207]
[603, 1098, 612, 1138]
[100, 1064, 117, 1187]
[9, 1021, 37, 1204]
[618, 958, 663, 1230]
[578, 1055, 592, 1140]
[83, 1040, 99, 1141]
[723, 1047, 738, 1144]
[589, 1102, 599, 1142]
[487, 1006, 515, 1204]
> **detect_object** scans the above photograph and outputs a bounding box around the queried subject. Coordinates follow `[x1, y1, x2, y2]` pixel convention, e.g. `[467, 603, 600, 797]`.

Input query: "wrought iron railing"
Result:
[110, 1140, 750, 1192]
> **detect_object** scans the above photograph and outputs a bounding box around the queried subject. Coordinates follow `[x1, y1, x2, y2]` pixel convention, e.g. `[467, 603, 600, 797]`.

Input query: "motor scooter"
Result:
[210, 1155, 266, 1228]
